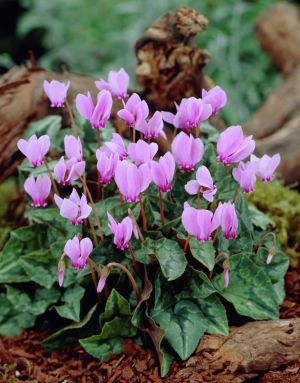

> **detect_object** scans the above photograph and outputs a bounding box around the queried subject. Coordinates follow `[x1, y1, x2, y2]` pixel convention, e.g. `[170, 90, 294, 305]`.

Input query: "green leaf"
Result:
[189, 239, 215, 271]
[100, 289, 131, 324]
[248, 204, 274, 230]
[80, 335, 124, 360]
[155, 238, 187, 281]
[55, 284, 85, 321]
[213, 254, 279, 320]
[152, 300, 207, 360]
[199, 295, 228, 336]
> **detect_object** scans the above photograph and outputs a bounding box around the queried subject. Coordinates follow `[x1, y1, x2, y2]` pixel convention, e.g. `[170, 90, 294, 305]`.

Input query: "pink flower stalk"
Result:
[250, 154, 281, 182]
[64, 236, 93, 269]
[232, 161, 257, 193]
[213, 202, 238, 239]
[114, 160, 151, 202]
[24, 175, 51, 207]
[162, 97, 212, 132]
[202, 86, 227, 115]
[54, 188, 92, 225]
[182, 202, 215, 242]
[185, 165, 217, 202]
[17, 134, 50, 167]
[96, 150, 118, 184]
[101, 133, 128, 160]
[136, 111, 166, 140]
[76, 90, 112, 129]
[54, 156, 85, 186]
[64, 135, 83, 162]
[150, 152, 175, 192]
[117, 93, 149, 127]
[107, 212, 138, 250]
[128, 140, 158, 165]
[43, 80, 70, 107]
[217, 125, 255, 166]
[95, 68, 129, 99]
[171, 132, 204, 171]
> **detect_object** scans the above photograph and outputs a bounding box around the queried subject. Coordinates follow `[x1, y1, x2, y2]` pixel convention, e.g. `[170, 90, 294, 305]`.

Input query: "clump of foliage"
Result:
[0, 73, 289, 377]
[16, 0, 281, 124]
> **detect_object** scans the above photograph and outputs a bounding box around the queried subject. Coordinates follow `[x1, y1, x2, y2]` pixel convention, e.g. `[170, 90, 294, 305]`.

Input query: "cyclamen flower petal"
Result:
[217, 125, 255, 165]
[185, 165, 217, 202]
[150, 152, 175, 192]
[76, 90, 112, 129]
[54, 156, 85, 185]
[232, 161, 257, 193]
[101, 133, 128, 160]
[117, 93, 149, 127]
[136, 111, 166, 140]
[202, 86, 227, 115]
[250, 154, 281, 182]
[213, 202, 238, 239]
[182, 202, 215, 242]
[162, 97, 212, 132]
[95, 68, 129, 99]
[96, 150, 118, 184]
[54, 188, 92, 225]
[107, 213, 133, 250]
[24, 175, 51, 207]
[43, 80, 70, 107]
[64, 236, 93, 269]
[128, 140, 158, 165]
[64, 135, 83, 162]
[172, 132, 204, 172]
[17, 134, 50, 167]
[114, 160, 151, 202]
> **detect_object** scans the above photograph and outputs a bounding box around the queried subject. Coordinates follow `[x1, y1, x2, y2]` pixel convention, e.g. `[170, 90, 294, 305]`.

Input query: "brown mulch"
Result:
[0, 265, 299, 383]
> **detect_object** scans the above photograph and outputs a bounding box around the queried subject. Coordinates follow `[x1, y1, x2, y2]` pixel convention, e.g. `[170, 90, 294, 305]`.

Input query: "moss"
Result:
[248, 180, 300, 260]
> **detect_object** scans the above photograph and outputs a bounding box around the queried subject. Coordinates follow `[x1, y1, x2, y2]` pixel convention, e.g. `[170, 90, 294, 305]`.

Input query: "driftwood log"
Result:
[243, 2, 300, 184]
[172, 318, 300, 383]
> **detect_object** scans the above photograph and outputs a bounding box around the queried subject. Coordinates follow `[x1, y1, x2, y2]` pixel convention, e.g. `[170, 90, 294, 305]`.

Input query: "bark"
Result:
[174, 318, 300, 383]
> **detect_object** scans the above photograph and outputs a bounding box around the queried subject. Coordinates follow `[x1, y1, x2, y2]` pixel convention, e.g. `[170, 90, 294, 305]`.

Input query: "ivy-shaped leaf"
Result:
[189, 239, 215, 271]
[55, 284, 85, 322]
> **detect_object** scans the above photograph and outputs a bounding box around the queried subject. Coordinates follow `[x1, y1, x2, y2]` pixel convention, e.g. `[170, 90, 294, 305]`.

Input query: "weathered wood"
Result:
[173, 318, 300, 383]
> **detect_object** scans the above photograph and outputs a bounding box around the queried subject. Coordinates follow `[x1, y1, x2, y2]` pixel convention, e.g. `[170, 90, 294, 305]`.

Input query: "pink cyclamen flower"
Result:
[232, 161, 257, 193]
[76, 90, 112, 129]
[54, 188, 92, 225]
[117, 93, 149, 127]
[17, 134, 50, 167]
[96, 150, 118, 184]
[107, 213, 138, 250]
[182, 202, 215, 242]
[202, 86, 227, 115]
[250, 154, 281, 182]
[128, 140, 158, 165]
[24, 175, 51, 207]
[217, 125, 255, 165]
[136, 111, 166, 140]
[43, 80, 70, 107]
[95, 68, 129, 99]
[64, 135, 83, 162]
[162, 97, 212, 132]
[171, 131, 204, 172]
[54, 156, 85, 186]
[150, 152, 175, 192]
[64, 236, 93, 269]
[213, 202, 238, 239]
[114, 160, 151, 202]
[185, 165, 217, 202]
[101, 133, 128, 160]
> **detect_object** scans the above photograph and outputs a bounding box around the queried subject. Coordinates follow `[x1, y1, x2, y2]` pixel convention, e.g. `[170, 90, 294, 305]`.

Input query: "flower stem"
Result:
[183, 235, 191, 252]
[87, 216, 99, 246]
[159, 189, 165, 225]
[65, 99, 77, 137]
[139, 198, 148, 231]
[232, 184, 240, 203]
[107, 262, 141, 304]
[87, 258, 100, 300]
[172, 127, 178, 140]
[97, 129, 101, 148]
[127, 244, 140, 275]
[133, 127, 136, 143]
[253, 232, 276, 253]
[80, 175, 104, 241]
[212, 227, 220, 245]
[197, 189, 201, 208]
[44, 157, 60, 197]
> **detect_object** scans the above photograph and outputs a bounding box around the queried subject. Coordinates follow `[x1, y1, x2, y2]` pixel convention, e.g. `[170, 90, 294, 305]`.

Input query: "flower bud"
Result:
[58, 258, 66, 287]
[223, 258, 230, 289]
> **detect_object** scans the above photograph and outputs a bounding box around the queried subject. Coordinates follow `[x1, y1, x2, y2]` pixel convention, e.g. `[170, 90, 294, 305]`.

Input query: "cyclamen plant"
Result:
[14, 68, 288, 376]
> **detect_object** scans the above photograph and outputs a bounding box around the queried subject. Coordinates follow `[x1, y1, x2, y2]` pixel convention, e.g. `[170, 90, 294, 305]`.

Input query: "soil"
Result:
[0, 265, 299, 383]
